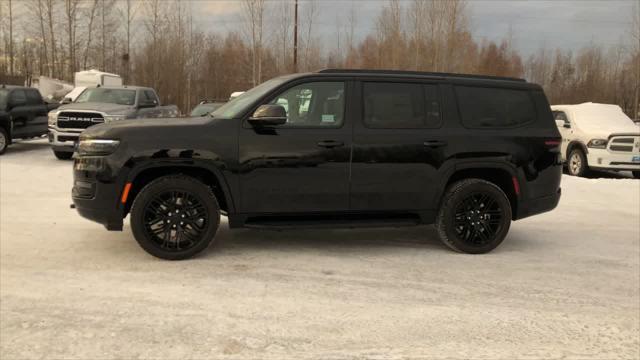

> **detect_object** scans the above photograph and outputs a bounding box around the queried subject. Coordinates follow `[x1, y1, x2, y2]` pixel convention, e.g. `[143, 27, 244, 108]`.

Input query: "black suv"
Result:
[72, 69, 562, 260]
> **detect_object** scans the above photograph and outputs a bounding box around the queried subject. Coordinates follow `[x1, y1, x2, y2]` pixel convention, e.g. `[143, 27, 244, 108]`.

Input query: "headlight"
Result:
[587, 139, 608, 149]
[104, 115, 127, 123]
[77, 139, 120, 156]
[48, 112, 58, 126]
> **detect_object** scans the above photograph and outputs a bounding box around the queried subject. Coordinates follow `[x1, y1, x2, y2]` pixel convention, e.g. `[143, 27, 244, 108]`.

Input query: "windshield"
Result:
[211, 77, 289, 118]
[0, 90, 7, 110]
[75, 88, 136, 106]
[190, 103, 224, 117]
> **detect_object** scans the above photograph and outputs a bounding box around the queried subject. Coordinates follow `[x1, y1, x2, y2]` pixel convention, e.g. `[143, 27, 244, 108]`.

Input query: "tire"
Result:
[53, 150, 73, 160]
[435, 179, 512, 254]
[633, 171, 640, 179]
[0, 127, 8, 155]
[130, 175, 221, 260]
[567, 148, 589, 177]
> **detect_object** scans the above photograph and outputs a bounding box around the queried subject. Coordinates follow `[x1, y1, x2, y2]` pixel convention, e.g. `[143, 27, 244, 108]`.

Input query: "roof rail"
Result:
[317, 68, 526, 82]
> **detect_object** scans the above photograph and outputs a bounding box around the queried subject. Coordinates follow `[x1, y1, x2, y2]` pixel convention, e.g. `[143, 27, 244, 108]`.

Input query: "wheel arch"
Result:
[442, 164, 520, 219]
[123, 162, 234, 216]
[566, 140, 588, 159]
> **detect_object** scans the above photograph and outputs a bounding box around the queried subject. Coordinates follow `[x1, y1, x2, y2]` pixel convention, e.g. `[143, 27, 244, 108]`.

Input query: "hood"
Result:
[552, 103, 639, 138]
[57, 102, 136, 114]
[81, 116, 215, 140]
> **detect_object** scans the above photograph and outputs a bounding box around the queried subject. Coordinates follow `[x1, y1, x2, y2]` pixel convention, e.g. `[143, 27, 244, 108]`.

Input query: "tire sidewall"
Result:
[441, 181, 512, 254]
[130, 177, 220, 260]
[568, 148, 588, 177]
[0, 127, 8, 155]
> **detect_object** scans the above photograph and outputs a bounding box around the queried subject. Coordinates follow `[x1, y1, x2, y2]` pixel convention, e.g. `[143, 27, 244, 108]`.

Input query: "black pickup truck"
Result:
[0, 85, 59, 155]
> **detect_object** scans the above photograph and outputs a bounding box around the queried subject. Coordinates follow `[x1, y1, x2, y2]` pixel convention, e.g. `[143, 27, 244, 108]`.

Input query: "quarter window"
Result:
[363, 82, 441, 129]
[456, 86, 535, 128]
[268, 81, 345, 127]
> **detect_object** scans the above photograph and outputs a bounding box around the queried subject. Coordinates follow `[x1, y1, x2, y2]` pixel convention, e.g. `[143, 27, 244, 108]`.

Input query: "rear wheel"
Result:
[0, 127, 8, 155]
[567, 148, 589, 177]
[130, 175, 220, 260]
[53, 150, 73, 160]
[436, 179, 512, 254]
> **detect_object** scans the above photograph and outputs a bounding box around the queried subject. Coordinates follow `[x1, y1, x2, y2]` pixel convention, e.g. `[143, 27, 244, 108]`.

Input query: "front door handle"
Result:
[423, 140, 447, 148]
[317, 140, 344, 148]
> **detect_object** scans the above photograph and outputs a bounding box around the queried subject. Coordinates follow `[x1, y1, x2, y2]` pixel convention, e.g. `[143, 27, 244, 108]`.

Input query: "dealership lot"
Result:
[1, 140, 639, 359]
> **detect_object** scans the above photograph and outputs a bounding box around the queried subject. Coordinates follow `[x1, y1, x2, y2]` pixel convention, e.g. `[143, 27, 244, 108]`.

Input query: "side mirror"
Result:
[248, 104, 287, 126]
[563, 122, 571, 129]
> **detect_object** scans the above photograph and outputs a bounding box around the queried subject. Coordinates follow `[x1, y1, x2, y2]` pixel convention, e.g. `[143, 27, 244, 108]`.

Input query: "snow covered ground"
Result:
[1, 139, 639, 359]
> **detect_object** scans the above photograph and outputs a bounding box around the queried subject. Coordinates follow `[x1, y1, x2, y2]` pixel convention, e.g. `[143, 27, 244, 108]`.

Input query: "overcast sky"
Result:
[187, 0, 635, 57]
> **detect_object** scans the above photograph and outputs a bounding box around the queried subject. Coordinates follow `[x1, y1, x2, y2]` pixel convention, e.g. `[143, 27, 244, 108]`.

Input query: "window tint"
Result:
[456, 86, 535, 128]
[363, 82, 441, 128]
[10, 90, 27, 106]
[268, 81, 345, 127]
[26, 90, 42, 105]
[144, 90, 159, 104]
[553, 111, 568, 122]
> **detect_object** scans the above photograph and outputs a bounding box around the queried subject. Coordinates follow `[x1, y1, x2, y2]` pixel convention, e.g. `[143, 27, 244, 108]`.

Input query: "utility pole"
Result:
[293, 0, 298, 73]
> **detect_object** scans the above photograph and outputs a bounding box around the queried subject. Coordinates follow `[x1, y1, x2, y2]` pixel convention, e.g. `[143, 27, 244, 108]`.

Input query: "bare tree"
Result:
[82, 0, 99, 69]
[242, 0, 266, 86]
[64, 0, 80, 79]
[302, 0, 318, 71]
[8, 0, 14, 75]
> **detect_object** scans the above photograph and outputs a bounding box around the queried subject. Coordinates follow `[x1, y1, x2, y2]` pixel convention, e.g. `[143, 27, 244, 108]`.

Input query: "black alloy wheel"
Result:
[131, 175, 220, 260]
[436, 179, 512, 254]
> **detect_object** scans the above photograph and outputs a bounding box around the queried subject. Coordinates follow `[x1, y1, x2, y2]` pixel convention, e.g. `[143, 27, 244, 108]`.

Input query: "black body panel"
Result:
[72, 71, 562, 231]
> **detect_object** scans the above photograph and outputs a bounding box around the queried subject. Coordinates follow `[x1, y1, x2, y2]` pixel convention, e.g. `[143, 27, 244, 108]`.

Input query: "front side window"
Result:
[268, 81, 345, 127]
[26, 90, 42, 105]
[10, 90, 27, 107]
[363, 82, 441, 129]
[456, 86, 535, 128]
[76, 88, 136, 106]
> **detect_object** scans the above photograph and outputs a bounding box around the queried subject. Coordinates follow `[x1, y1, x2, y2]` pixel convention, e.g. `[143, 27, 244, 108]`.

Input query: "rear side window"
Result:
[456, 86, 535, 128]
[363, 82, 441, 129]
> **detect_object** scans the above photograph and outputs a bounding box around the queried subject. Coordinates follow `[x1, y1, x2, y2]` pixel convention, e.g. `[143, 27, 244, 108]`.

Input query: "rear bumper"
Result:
[516, 188, 561, 220]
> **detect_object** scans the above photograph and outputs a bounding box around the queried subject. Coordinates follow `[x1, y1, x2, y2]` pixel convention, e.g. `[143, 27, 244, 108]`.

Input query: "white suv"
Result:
[551, 102, 640, 178]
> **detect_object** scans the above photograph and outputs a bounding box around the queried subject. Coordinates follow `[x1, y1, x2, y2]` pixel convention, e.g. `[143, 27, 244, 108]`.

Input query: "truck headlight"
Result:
[48, 112, 58, 126]
[587, 139, 608, 149]
[77, 139, 120, 156]
[104, 115, 127, 123]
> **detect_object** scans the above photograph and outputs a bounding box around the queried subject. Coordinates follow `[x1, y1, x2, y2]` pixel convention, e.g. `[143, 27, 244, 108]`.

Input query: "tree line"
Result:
[0, 0, 638, 118]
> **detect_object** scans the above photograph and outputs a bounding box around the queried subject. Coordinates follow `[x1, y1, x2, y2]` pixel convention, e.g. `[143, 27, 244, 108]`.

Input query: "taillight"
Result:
[544, 139, 562, 146]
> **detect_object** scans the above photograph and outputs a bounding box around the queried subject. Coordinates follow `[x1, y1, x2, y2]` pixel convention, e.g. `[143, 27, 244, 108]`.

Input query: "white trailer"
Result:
[74, 70, 122, 88]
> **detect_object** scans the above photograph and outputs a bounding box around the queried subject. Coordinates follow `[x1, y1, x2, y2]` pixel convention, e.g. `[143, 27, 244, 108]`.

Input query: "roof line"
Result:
[316, 68, 526, 82]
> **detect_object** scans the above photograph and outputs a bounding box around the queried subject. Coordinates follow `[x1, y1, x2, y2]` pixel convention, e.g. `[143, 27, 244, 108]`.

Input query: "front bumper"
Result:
[72, 157, 128, 231]
[48, 127, 82, 152]
[586, 148, 640, 171]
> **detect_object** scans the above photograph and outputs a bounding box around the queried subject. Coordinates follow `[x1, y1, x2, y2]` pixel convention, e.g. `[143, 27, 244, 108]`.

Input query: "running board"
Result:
[243, 216, 421, 230]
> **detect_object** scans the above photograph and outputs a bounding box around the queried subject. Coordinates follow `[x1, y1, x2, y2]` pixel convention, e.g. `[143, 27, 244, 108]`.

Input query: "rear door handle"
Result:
[423, 140, 447, 148]
[317, 140, 344, 148]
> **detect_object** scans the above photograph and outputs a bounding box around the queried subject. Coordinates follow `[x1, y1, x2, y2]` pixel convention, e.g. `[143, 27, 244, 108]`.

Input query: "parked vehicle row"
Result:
[552, 103, 640, 178]
[71, 69, 563, 260]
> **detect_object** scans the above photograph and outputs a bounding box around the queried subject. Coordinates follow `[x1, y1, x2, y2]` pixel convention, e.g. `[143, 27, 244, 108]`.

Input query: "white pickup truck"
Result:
[551, 102, 640, 178]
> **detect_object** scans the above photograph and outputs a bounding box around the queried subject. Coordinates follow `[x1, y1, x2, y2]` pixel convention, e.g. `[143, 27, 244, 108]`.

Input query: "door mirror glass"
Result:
[249, 104, 287, 126]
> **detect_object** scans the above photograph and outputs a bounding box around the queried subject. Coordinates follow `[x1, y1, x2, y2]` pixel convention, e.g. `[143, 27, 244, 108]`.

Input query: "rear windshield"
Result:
[75, 88, 136, 106]
[456, 86, 536, 128]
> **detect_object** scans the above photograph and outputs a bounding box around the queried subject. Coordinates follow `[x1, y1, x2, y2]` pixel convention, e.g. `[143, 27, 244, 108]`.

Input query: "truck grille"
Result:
[608, 136, 640, 153]
[57, 112, 104, 129]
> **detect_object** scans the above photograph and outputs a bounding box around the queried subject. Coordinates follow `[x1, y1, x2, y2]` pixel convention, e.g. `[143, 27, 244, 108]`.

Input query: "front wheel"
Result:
[0, 127, 8, 155]
[567, 148, 589, 177]
[130, 175, 221, 260]
[435, 179, 512, 254]
[53, 150, 73, 160]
